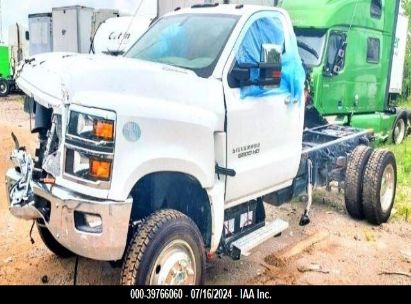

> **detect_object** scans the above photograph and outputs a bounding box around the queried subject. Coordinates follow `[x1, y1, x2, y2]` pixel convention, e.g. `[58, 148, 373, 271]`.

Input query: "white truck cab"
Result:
[6, 4, 397, 285]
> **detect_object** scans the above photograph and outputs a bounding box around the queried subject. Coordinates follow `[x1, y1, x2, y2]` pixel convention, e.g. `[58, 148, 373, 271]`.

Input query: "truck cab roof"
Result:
[165, 3, 287, 18]
[282, 0, 398, 31]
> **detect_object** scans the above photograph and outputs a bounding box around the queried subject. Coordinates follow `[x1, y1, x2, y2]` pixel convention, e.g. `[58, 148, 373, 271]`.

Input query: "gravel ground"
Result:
[0, 96, 410, 285]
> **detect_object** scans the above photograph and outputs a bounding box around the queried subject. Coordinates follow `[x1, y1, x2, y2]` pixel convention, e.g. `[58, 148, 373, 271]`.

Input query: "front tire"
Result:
[0, 78, 10, 97]
[362, 150, 397, 225]
[121, 209, 205, 285]
[37, 221, 75, 258]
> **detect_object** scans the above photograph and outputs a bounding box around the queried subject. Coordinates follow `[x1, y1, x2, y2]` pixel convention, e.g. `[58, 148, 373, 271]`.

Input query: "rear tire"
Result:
[121, 209, 205, 286]
[344, 145, 373, 219]
[37, 221, 75, 258]
[393, 116, 406, 145]
[362, 150, 397, 225]
[0, 78, 10, 97]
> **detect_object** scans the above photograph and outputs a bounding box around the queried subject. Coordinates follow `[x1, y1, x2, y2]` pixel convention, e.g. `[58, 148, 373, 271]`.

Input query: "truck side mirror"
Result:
[324, 33, 347, 77]
[25, 31, 30, 41]
[332, 41, 347, 74]
[228, 44, 282, 88]
[230, 66, 251, 86]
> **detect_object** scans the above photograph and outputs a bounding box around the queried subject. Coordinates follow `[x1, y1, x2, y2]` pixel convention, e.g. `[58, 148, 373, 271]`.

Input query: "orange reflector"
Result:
[272, 71, 281, 79]
[93, 120, 114, 140]
[90, 159, 112, 181]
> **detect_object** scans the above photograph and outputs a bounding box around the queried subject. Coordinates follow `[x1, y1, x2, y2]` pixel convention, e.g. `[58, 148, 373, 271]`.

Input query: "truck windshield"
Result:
[126, 14, 239, 78]
[295, 28, 327, 67]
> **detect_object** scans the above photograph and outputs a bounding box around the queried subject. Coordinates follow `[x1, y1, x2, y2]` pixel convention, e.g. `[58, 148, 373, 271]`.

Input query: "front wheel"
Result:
[121, 209, 205, 285]
[0, 78, 10, 97]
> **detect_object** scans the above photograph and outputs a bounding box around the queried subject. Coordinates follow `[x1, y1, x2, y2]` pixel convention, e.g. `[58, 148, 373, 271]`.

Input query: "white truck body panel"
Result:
[28, 14, 53, 56]
[389, 9, 409, 94]
[52, 6, 94, 53]
[158, 0, 206, 16]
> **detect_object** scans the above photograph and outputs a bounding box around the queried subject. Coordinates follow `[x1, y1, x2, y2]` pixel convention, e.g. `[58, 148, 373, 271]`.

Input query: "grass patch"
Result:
[385, 103, 411, 221]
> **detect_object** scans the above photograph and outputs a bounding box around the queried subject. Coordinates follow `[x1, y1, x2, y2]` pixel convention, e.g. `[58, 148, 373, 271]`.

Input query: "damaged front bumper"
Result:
[5, 168, 133, 261]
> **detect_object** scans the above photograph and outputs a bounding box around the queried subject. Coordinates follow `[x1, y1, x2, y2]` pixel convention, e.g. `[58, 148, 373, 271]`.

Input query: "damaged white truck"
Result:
[6, 4, 397, 285]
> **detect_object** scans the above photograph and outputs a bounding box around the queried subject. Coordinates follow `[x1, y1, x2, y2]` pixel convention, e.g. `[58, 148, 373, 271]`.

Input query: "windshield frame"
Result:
[294, 28, 327, 67]
[125, 13, 240, 78]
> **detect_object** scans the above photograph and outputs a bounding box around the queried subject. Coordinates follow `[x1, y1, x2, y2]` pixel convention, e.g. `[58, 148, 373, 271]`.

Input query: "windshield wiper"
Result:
[297, 40, 319, 59]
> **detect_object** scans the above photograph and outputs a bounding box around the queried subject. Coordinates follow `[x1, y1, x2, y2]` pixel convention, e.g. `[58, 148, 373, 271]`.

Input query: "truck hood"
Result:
[16, 52, 225, 117]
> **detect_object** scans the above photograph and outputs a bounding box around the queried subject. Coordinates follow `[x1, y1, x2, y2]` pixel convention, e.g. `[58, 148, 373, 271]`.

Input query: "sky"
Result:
[1, 0, 155, 43]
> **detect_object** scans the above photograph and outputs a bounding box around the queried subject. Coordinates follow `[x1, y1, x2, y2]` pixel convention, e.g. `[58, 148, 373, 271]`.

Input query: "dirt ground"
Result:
[0, 95, 411, 285]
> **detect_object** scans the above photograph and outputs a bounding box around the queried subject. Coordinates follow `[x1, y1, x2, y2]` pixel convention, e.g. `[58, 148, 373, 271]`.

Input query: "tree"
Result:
[402, 0, 411, 98]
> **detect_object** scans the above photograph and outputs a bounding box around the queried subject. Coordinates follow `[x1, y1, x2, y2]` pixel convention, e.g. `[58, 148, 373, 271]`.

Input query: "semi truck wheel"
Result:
[393, 116, 406, 145]
[121, 209, 205, 285]
[344, 145, 373, 219]
[36, 221, 75, 258]
[362, 150, 397, 225]
[0, 78, 10, 97]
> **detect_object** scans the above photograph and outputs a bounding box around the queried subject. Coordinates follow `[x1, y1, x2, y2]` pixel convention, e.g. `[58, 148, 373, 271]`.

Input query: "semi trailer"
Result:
[6, 4, 398, 285]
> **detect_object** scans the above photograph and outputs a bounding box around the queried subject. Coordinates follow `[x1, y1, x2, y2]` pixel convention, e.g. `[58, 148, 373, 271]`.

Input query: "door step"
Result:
[231, 219, 289, 259]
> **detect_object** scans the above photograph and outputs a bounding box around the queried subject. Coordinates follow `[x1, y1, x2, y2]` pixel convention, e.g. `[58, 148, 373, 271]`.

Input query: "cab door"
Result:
[222, 11, 305, 205]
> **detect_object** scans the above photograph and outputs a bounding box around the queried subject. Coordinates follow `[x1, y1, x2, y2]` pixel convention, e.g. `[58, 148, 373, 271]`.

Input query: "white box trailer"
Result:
[92, 9, 120, 38]
[8, 23, 29, 66]
[52, 6, 94, 53]
[389, 8, 409, 95]
[28, 13, 53, 56]
[92, 0, 205, 55]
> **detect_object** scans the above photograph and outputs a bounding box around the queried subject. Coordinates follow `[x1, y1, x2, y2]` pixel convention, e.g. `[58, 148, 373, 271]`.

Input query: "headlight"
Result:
[65, 149, 112, 182]
[68, 111, 115, 141]
[65, 107, 115, 186]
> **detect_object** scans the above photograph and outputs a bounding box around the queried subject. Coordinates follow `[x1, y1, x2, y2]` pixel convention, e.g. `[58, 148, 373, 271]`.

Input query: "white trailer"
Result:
[28, 13, 53, 56]
[92, 0, 205, 55]
[8, 23, 29, 69]
[91, 9, 120, 38]
[389, 8, 409, 95]
[52, 6, 94, 53]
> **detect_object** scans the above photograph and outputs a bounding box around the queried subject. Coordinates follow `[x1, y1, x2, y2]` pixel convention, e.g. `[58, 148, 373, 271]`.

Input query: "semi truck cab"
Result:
[5, 4, 397, 285]
[281, 0, 410, 143]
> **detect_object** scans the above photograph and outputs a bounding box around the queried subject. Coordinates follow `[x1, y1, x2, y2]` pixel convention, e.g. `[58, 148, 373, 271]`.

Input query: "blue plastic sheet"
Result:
[236, 17, 306, 101]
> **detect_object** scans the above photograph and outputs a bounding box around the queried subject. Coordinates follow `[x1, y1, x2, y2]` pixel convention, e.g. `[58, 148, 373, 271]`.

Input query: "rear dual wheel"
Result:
[345, 147, 396, 225]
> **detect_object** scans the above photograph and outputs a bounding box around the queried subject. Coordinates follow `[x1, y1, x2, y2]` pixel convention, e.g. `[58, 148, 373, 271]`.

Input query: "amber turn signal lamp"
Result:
[93, 120, 114, 140]
[90, 158, 112, 181]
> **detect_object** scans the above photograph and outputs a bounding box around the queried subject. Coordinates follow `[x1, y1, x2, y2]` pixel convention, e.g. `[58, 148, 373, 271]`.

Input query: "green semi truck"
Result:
[0, 23, 29, 98]
[0, 44, 13, 97]
[217, 0, 410, 144]
[280, 0, 410, 144]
